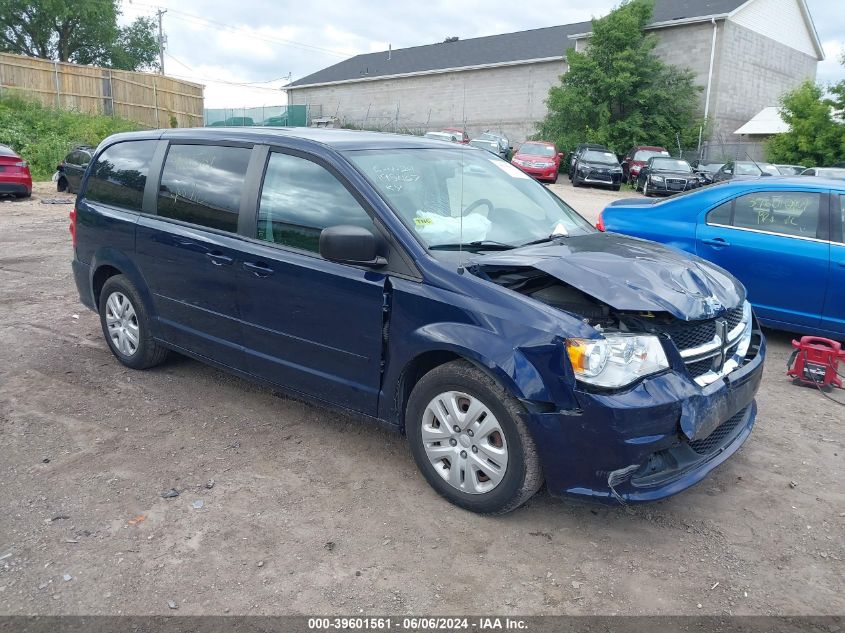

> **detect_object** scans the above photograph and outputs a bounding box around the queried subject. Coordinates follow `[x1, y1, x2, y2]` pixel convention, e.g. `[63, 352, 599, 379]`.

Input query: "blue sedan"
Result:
[598, 178, 845, 339]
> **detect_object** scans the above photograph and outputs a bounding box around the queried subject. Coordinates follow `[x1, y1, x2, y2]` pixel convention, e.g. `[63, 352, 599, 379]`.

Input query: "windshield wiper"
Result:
[429, 240, 515, 251]
[518, 233, 570, 247]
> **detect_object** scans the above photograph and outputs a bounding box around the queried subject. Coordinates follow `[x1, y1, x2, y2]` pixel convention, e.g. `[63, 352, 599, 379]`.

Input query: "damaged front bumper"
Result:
[525, 329, 766, 503]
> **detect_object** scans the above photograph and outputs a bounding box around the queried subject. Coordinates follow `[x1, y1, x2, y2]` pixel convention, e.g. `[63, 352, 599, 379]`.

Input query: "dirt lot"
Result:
[0, 182, 842, 616]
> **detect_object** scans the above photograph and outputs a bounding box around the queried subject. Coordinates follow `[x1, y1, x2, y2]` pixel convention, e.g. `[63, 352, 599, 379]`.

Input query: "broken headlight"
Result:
[565, 334, 669, 389]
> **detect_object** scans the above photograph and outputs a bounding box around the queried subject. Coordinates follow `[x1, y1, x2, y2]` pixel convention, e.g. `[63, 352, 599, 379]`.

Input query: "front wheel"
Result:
[98, 275, 169, 370]
[406, 361, 543, 514]
[643, 180, 650, 196]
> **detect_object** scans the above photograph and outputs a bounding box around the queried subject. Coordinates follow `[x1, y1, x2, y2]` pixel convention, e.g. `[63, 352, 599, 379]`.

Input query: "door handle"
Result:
[206, 252, 233, 266]
[243, 261, 274, 277]
[702, 238, 731, 248]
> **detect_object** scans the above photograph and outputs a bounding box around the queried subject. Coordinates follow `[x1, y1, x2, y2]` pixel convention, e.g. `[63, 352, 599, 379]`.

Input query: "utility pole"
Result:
[156, 8, 167, 75]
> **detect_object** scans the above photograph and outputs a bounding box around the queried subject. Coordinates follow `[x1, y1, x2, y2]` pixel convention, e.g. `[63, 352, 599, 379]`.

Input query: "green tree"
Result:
[537, 0, 702, 154]
[0, 0, 159, 71]
[765, 81, 845, 166]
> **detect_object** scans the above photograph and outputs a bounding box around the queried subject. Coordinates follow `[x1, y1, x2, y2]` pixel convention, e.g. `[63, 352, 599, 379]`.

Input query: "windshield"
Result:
[698, 163, 724, 173]
[735, 162, 763, 175]
[633, 149, 669, 161]
[346, 148, 595, 249]
[519, 143, 555, 157]
[425, 132, 457, 142]
[583, 150, 617, 163]
[817, 168, 845, 179]
[651, 158, 692, 172]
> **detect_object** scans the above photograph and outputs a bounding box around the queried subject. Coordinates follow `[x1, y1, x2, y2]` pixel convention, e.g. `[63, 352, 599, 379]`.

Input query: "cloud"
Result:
[119, 0, 844, 108]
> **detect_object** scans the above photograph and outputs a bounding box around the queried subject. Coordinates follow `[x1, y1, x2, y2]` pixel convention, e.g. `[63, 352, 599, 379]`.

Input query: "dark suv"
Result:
[70, 128, 765, 514]
[57, 146, 94, 193]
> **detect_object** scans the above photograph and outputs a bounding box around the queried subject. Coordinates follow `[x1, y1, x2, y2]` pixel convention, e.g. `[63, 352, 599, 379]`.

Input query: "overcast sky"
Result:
[119, 0, 844, 109]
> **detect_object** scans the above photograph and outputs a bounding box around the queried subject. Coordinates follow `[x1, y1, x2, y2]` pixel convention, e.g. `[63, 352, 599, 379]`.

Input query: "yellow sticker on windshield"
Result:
[414, 216, 433, 226]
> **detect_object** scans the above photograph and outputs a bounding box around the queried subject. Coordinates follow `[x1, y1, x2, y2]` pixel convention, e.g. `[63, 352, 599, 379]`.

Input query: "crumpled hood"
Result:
[472, 233, 744, 320]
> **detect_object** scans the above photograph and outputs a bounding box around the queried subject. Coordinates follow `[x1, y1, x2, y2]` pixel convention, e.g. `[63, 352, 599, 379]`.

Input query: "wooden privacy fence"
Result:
[0, 52, 204, 128]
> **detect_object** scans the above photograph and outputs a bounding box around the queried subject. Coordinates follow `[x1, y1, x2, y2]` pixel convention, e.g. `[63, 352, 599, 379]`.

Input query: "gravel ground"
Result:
[0, 182, 842, 616]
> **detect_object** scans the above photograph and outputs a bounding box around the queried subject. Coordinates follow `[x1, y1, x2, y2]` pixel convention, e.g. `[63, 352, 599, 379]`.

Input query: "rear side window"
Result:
[256, 152, 375, 252]
[716, 191, 822, 238]
[157, 144, 252, 232]
[85, 141, 156, 211]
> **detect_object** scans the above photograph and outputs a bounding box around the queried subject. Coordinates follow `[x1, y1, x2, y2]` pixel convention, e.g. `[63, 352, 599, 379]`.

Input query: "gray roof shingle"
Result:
[288, 0, 747, 88]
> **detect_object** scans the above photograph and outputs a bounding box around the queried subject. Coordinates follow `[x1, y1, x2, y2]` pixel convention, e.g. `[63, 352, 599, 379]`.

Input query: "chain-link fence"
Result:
[203, 105, 312, 127]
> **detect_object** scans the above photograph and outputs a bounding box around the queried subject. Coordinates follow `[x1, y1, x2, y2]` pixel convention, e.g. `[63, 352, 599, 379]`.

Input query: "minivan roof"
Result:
[101, 127, 466, 151]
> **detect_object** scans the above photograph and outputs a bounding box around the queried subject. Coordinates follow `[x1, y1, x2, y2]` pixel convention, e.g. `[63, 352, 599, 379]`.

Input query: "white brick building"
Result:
[284, 0, 823, 145]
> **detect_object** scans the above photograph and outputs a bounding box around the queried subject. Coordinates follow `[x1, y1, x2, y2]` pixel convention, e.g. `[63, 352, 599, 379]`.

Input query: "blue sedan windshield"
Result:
[347, 148, 594, 248]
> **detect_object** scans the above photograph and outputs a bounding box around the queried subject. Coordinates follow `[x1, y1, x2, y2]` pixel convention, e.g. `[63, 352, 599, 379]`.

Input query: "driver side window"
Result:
[257, 152, 375, 253]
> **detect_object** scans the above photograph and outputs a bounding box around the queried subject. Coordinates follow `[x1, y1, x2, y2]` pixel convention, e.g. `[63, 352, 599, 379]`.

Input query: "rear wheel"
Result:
[407, 360, 543, 514]
[98, 275, 168, 370]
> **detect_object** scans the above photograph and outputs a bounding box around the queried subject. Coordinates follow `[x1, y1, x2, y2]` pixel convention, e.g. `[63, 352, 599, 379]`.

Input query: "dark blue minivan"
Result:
[71, 128, 765, 513]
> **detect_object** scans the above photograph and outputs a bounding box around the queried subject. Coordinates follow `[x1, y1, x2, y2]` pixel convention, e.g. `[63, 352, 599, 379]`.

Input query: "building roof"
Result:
[287, 0, 748, 89]
[734, 107, 789, 135]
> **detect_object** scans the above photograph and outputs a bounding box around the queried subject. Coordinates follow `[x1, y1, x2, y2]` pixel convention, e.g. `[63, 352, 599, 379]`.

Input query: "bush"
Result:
[0, 95, 141, 180]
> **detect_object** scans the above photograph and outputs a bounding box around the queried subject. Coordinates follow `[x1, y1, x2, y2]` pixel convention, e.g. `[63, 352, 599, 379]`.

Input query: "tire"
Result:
[98, 274, 168, 370]
[57, 177, 69, 193]
[14, 190, 31, 199]
[551, 173, 559, 184]
[643, 181, 650, 197]
[406, 360, 544, 514]
[612, 185, 621, 192]
[572, 174, 581, 187]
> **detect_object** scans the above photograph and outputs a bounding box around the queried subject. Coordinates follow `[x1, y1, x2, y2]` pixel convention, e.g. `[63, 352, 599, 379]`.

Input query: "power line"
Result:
[164, 53, 288, 92]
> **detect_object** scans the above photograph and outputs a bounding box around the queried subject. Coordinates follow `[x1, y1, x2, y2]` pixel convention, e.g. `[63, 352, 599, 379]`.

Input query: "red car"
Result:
[441, 127, 469, 144]
[511, 141, 562, 183]
[621, 145, 669, 184]
[0, 144, 32, 198]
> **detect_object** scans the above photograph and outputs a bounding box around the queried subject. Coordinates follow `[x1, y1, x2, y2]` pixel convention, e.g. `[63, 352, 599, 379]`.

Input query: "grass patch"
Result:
[0, 95, 142, 180]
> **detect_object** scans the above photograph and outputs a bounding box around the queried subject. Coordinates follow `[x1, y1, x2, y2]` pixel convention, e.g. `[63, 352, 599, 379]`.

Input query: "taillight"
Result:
[14, 161, 27, 168]
[69, 208, 77, 247]
[596, 212, 605, 232]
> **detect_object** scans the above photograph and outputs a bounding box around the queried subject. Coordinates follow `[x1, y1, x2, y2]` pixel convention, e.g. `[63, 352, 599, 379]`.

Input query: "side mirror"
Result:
[319, 225, 386, 267]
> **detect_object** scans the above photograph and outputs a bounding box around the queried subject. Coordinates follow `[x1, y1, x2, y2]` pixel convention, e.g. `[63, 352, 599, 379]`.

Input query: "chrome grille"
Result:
[675, 303, 752, 386]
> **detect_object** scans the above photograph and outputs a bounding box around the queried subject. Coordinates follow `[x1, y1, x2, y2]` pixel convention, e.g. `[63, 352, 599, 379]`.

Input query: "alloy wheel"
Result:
[420, 391, 509, 494]
[105, 291, 140, 357]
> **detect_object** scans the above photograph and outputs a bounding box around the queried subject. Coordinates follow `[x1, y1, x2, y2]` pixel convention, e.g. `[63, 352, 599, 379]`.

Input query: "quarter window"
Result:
[706, 201, 732, 225]
[85, 141, 156, 211]
[257, 152, 375, 252]
[157, 144, 252, 232]
[715, 191, 821, 238]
